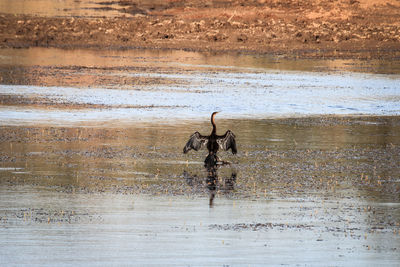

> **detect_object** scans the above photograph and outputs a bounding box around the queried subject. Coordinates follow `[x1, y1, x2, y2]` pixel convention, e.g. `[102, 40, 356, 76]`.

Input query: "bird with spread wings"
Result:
[183, 112, 237, 166]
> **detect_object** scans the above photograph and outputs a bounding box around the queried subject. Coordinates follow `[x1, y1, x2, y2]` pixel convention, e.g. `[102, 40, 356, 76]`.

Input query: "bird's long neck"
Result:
[211, 113, 216, 135]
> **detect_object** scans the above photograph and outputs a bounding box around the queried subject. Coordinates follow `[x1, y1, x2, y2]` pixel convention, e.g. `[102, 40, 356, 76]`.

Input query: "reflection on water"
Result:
[1, 47, 400, 73]
[0, 48, 399, 126]
[0, 118, 399, 265]
[0, 0, 173, 18]
[184, 165, 238, 207]
[0, 46, 399, 264]
[0, 118, 399, 195]
[0, 0, 133, 18]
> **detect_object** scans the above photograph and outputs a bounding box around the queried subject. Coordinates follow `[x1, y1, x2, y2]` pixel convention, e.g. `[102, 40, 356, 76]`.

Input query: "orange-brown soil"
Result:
[1, 0, 400, 59]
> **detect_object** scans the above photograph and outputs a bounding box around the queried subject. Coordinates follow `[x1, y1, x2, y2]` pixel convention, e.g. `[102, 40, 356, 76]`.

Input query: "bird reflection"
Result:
[183, 112, 238, 206]
[183, 164, 237, 207]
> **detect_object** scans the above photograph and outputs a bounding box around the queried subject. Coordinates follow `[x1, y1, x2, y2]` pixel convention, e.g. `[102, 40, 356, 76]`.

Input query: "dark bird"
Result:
[183, 112, 237, 166]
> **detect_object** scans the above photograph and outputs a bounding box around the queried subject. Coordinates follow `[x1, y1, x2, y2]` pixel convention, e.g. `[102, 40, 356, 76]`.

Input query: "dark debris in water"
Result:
[209, 222, 315, 232]
[6, 208, 102, 224]
[0, 65, 190, 88]
[271, 116, 400, 127]
[0, 94, 187, 110]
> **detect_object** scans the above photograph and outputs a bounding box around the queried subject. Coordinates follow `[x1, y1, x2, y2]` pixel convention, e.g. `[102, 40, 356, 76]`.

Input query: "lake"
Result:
[0, 47, 399, 265]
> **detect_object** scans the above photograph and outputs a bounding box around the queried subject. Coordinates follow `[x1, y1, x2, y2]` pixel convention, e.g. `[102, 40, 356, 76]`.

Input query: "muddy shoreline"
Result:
[1, 0, 400, 59]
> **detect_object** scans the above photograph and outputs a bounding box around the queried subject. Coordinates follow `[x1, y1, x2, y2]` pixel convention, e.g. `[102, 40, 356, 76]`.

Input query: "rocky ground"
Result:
[1, 0, 400, 59]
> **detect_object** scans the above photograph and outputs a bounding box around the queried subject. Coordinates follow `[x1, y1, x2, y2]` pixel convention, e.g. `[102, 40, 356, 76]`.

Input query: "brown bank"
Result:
[1, 0, 400, 59]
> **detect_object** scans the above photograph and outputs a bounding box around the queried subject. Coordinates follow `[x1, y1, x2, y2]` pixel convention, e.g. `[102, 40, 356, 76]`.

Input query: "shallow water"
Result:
[1, 188, 399, 266]
[0, 48, 399, 126]
[0, 0, 139, 18]
[0, 47, 400, 265]
[1, 119, 400, 265]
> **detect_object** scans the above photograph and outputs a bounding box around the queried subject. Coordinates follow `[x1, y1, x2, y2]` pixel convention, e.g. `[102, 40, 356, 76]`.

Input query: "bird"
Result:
[183, 112, 237, 166]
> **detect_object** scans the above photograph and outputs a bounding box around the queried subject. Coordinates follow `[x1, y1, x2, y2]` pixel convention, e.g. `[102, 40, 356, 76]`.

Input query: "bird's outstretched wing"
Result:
[183, 132, 208, 153]
[217, 130, 237, 154]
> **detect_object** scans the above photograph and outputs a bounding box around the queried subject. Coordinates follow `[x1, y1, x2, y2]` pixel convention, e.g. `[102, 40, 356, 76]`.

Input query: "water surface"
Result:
[0, 48, 399, 126]
[0, 0, 137, 18]
[0, 47, 399, 265]
[1, 118, 400, 265]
